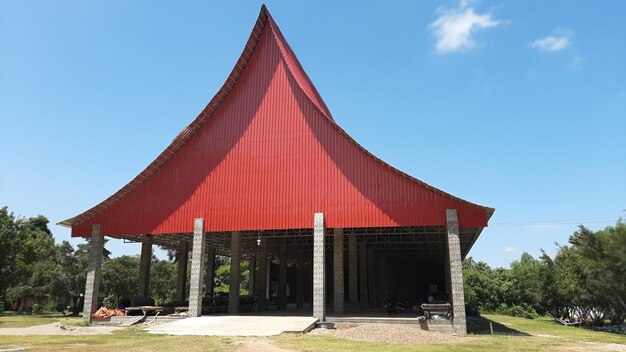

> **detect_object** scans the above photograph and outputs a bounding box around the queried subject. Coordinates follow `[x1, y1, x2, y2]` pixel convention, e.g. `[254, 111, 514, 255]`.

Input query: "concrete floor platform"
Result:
[146, 315, 318, 336]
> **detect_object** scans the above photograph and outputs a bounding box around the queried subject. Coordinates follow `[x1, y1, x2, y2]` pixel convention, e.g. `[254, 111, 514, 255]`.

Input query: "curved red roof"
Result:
[61, 5, 493, 237]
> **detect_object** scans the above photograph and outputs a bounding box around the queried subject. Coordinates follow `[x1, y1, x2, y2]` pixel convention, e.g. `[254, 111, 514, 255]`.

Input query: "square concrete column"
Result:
[367, 249, 376, 308]
[189, 218, 206, 317]
[348, 235, 358, 308]
[256, 239, 268, 312]
[83, 224, 103, 322]
[358, 242, 368, 308]
[446, 209, 467, 335]
[378, 257, 387, 300]
[175, 240, 189, 302]
[137, 235, 152, 297]
[205, 243, 216, 296]
[333, 228, 344, 315]
[313, 213, 325, 321]
[229, 231, 241, 314]
[296, 253, 304, 309]
[444, 245, 452, 296]
[278, 243, 288, 310]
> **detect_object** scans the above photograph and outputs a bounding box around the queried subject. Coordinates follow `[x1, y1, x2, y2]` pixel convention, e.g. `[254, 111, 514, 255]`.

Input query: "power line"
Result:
[490, 216, 622, 227]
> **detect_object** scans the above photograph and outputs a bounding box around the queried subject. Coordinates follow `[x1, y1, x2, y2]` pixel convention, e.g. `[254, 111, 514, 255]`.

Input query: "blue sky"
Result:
[1, 1, 624, 268]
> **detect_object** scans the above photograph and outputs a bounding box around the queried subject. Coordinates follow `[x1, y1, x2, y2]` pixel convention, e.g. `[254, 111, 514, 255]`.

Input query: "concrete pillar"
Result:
[189, 218, 206, 317]
[367, 249, 376, 308]
[229, 231, 241, 314]
[296, 253, 304, 309]
[313, 213, 325, 321]
[278, 243, 288, 310]
[333, 228, 344, 315]
[137, 235, 152, 297]
[266, 258, 271, 299]
[175, 240, 189, 302]
[256, 239, 268, 312]
[348, 235, 358, 308]
[446, 209, 467, 335]
[378, 257, 386, 301]
[444, 244, 451, 296]
[83, 224, 103, 322]
[358, 242, 368, 308]
[205, 244, 216, 296]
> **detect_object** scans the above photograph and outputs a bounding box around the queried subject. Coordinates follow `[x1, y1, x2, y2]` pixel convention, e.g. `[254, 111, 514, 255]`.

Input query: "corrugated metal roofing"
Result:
[61, 5, 493, 237]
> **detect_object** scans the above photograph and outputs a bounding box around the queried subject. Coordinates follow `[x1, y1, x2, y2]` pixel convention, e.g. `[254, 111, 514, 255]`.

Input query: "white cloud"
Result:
[531, 28, 573, 52]
[429, 1, 503, 54]
[504, 246, 517, 253]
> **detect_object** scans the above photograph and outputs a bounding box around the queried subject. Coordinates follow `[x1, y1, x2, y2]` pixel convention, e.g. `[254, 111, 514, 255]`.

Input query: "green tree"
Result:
[509, 252, 543, 315]
[100, 255, 139, 305]
[4, 213, 57, 310]
[0, 207, 21, 302]
[213, 257, 250, 295]
[576, 222, 626, 324]
[150, 258, 177, 305]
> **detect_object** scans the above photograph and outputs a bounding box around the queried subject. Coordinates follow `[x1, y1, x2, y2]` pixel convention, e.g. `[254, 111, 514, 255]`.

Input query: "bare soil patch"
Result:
[237, 337, 295, 352]
[0, 322, 120, 336]
[309, 324, 463, 344]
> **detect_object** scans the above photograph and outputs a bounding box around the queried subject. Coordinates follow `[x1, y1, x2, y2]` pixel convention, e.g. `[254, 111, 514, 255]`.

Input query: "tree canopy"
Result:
[464, 220, 626, 325]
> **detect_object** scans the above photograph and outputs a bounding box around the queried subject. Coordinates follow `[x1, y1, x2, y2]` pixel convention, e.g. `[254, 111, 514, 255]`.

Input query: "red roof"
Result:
[61, 6, 493, 237]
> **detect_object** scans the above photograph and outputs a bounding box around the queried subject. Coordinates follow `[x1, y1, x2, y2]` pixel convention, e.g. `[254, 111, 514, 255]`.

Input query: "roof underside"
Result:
[61, 5, 493, 237]
[109, 226, 485, 263]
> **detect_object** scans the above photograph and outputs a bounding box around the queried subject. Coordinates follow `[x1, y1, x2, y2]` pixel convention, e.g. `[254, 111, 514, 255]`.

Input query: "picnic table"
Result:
[124, 305, 163, 316]
[121, 306, 164, 326]
[174, 306, 189, 313]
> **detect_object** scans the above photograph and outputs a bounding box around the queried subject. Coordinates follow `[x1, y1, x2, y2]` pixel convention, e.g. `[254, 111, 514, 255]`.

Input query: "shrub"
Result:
[496, 304, 538, 319]
[31, 303, 42, 315]
[103, 294, 118, 309]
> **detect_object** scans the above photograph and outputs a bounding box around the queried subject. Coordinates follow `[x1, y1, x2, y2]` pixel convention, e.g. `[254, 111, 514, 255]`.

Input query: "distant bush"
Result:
[496, 304, 538, 319]
[31, 303, 42, 315]
[103, 294, 117, 309]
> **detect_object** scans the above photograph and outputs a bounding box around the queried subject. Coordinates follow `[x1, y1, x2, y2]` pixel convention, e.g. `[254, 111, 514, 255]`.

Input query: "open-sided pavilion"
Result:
[59, 6, 493, 334]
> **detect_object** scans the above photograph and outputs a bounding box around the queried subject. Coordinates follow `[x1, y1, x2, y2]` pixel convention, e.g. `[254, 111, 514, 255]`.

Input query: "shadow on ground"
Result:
[467, 315, 531, 336]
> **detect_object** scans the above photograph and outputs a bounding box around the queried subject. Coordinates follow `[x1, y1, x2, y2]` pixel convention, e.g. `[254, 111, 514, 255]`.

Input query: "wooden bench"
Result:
[421, 303, 452, 319]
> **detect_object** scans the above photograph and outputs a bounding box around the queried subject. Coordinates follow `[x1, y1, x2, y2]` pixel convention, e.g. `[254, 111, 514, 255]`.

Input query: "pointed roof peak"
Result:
[60, 6, 492, 233]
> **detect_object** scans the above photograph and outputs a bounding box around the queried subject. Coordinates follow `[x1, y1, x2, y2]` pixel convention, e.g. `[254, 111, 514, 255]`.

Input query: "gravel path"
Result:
[310, 324, 462, 344]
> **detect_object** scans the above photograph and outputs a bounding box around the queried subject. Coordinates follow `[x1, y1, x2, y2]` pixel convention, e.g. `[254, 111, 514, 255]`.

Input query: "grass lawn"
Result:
[0, 313, 86, 328]
[0, 313, 624, 351]
[0, 326, 235, 351]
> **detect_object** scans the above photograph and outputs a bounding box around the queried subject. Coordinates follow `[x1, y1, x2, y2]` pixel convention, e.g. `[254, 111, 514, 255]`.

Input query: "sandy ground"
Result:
[309, 324, 462, 344]
[146, 316, 317, 336]
[0, 322, 120, 335]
